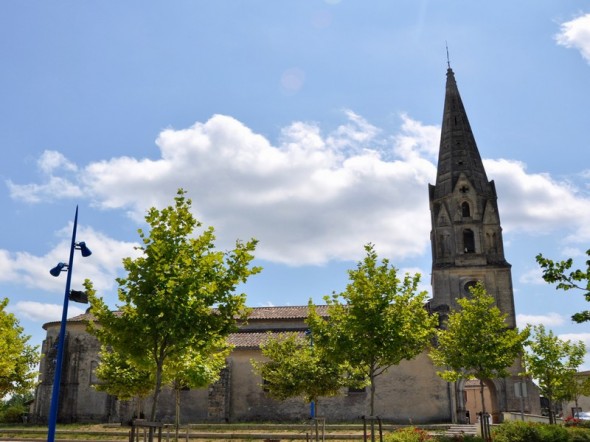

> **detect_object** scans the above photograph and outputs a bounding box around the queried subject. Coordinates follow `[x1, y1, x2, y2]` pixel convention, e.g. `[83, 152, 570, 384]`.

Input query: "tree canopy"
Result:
[93, 345, 153, 403]
[523, 324, 586, 424]
[168, 341, 229, 435]
[429, 282, 529, 415]
[536, 249, 590, 323]
[307, 243, 437, 416]
[252, 332, 349, 411]
[0, 298, 39, 400]
[89, 189, 260, 421]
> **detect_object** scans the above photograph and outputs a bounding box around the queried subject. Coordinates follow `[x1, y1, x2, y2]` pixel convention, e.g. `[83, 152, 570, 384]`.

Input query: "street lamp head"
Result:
[49, 262, 68, 277]
[77, 242, 92, 257]
[69, 290, 89, 304]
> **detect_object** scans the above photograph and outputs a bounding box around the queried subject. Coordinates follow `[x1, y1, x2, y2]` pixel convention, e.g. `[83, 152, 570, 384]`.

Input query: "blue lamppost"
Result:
[47, 206, 92, 442]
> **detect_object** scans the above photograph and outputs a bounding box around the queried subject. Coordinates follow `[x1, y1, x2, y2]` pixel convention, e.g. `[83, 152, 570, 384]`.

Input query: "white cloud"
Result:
[555, 13, 590, 64]
[38, 150, 78, 174]
[0, 224, 139, 294]
[558, 333, 590, 372]
[393, 113, 440, 161]
[560, 247, 586, 258]
[487, 158, 590, 243]
[7, 150, 82, 203]
[519, 267, 544, 285]
[326, 110, 380, 153]
[559, 333, 590, 349]
[258, 301, 276, 307]
[559, 333, 590, 371]
[516, 312, 565, 328]
[8, 112, 590, 266]
[77, 113, 437, 265]
[399, 266, 431, 296]
[7, 176, 83, 204]
[13, 301, 85, 323]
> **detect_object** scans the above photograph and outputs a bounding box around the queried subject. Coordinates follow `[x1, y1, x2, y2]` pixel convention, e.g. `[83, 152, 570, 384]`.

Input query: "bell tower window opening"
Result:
[461, 201, 471, 217]
[463, 229, 475, 253]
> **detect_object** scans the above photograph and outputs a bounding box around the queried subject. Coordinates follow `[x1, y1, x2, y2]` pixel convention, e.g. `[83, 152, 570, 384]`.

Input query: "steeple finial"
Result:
[445, 42, 451, 69]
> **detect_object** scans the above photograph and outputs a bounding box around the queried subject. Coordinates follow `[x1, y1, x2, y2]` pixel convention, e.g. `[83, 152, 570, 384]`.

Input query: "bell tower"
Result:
[428, 66, 541, 423]
[428, 67, 516, 327]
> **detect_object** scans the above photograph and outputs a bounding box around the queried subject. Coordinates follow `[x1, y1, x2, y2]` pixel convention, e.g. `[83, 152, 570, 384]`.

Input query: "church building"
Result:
[31, 67, 541, 425]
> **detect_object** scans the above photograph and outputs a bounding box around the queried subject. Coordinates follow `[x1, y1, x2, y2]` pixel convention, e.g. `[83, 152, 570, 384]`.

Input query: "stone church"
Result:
[31, 67, 541, 424]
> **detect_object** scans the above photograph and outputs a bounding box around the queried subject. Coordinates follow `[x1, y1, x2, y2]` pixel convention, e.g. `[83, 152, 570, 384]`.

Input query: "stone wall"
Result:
[32, 320, 455, 424]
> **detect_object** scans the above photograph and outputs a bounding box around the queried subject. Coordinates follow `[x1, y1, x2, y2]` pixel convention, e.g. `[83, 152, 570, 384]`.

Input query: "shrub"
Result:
[494, 420, 590, 442]
[384, 426, 432, 442]
[493, 421, 541, 442]
[0, 404, 27, 423]
[435, 435, 484, 442]
[568, 427, 590, 442]
[536, 423, 569, 442]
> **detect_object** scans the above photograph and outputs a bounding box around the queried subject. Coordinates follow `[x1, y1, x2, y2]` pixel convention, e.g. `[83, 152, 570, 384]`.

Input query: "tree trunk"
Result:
[150, 364, 163, 422]
[369, 371, 376, 417]
[135, 396, 141, 419]
[479, 379, 487, 415]
[175, 385, 180, 442]
[549, 398, 556, 424]
[369, 370, 376, 442]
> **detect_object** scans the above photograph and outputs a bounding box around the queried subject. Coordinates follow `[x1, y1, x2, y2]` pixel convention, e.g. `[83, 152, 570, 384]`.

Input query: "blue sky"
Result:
[1, 1, 590, 368]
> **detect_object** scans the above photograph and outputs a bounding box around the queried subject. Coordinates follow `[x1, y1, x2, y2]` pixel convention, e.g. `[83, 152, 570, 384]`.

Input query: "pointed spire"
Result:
[433, 67, 491, 200]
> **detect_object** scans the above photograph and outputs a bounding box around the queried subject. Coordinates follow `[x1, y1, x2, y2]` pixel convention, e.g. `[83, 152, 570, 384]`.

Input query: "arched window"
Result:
[90, 361, 100, 385]
[461, 202, 471, 217]
[464, 280, 478, 295]
[463, 229, 475, 253]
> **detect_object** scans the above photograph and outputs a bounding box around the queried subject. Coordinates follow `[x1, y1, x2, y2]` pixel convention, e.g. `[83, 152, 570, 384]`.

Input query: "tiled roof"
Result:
[244, 305, 329, 319]
[228, 331, 305, 348]
[44, 305, 329, 329]
[42, 311, 94, 329]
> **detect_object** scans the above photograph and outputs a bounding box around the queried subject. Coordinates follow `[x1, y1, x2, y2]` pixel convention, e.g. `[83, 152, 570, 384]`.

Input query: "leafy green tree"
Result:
[429, 282, 529, 417]
[168, 341, 229, 438]
[86, 278, 152, 413]
[307, 243, 437, 416]
[536, 250, 590, 323]
[93, 345, 153, 417]
[0, 298, 39, 400]
[89, 189, 260, 421]
[252, 332, 351, 414]
[94, 336, 228, 432]
[523, 324, 586, 424]
[0, 391, 35, 423]
[563, 370, 590, 416]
